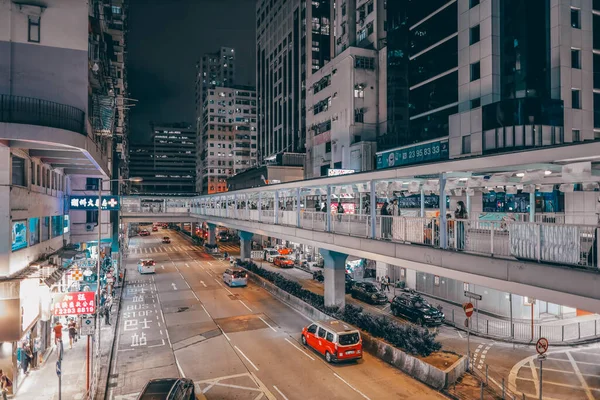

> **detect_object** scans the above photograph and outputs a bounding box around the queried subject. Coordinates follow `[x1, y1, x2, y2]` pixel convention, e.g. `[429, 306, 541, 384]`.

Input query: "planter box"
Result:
[245, 270, 467, 389]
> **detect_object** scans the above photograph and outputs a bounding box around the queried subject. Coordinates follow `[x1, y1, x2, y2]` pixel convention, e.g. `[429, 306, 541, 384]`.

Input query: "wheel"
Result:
[417, 318, 424, 326]
[351, 292, 356, 299]
[325, 351, 332, 363]
[301, 335, 307, 345]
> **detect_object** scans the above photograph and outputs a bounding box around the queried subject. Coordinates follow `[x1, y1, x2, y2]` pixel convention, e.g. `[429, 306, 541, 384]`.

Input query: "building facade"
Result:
[129, 124, 196, 195]
[199, 86, 257, 194]
[195, 47, 236, 191]
[256, 0, 332, 163]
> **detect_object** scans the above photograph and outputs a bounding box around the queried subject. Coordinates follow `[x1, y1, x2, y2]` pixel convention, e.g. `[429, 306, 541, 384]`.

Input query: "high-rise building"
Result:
[256, 0, 332, 163]
[199, 86, 258, 194]
[195, 47, 236, 191]
[305, 0, 386, 177]
[129, 123, 197, 195]
[378, 0, 597, 169]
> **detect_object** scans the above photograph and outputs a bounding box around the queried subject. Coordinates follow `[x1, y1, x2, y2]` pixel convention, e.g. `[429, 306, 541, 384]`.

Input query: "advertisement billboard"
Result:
[11, 220, 27, 251]
[376, 139, 449, 169]
[53, 291, 96, 316]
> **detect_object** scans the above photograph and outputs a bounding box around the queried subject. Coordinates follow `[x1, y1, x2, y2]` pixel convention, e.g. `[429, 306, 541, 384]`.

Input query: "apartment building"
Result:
[256, 0, 332, 163]
[199, 86, 257, 194]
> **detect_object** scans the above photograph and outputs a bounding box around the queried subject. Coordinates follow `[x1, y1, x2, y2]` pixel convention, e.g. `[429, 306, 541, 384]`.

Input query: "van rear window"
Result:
[338, 332, 360, 346]
[232, 271, 246, 278]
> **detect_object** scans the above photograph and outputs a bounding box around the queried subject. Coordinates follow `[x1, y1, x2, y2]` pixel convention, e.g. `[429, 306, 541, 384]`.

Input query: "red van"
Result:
[301, 320, 362, 363]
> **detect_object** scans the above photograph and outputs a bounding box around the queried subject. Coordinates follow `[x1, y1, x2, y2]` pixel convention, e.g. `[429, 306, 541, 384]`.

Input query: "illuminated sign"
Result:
[12, 220, 27, 251]
[328, 169, 355, 176]
[69, 196, 120, 210]
[376, 139, 449, 169]
[53, 291, 95, 316]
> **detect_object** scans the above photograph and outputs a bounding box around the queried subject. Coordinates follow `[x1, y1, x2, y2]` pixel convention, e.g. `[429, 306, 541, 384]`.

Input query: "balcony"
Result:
[0, 94, 86, 135]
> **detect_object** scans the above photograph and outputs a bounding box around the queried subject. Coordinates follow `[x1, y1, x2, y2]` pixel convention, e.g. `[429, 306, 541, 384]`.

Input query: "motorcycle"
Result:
[312, 270, 324, 282]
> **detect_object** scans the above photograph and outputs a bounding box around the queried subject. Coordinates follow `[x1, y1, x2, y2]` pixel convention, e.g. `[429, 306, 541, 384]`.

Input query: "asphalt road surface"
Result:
[107, 230, 446, 400]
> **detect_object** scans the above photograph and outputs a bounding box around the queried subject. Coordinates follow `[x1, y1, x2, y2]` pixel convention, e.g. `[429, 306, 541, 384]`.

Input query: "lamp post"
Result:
[92, 176, 141, 396]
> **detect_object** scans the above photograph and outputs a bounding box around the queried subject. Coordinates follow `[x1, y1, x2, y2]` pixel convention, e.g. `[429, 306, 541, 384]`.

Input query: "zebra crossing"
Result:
[130, 243, 239, 255]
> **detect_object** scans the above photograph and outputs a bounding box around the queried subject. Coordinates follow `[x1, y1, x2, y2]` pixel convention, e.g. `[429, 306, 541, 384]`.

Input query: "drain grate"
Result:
[177, 306, 189, 312]
[228, 294, 240, 300]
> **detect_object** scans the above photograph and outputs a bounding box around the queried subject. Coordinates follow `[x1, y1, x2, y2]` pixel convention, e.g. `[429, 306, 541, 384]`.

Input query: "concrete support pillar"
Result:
[207, 223, 217, 246]
[439, 173, 448, 249]
[319, 249, 348, 308]
[529, 191, 535, 222]
[239, 231, 253, 261]
[296, 187, 301, 227]
[370, 180, 376, 238]
[191, 222, 196, 238]
[326, 185, 332, 232]
[466, 191, 471, 216]
[275, 190, 279, 224]
[420, 188, 425, 217]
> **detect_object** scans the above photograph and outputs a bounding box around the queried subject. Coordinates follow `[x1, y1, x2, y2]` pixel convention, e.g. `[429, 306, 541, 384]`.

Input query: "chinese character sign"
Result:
[68, 196, 120, 211]
[376, 140, 449, 169]
[53, 292, 96, 316]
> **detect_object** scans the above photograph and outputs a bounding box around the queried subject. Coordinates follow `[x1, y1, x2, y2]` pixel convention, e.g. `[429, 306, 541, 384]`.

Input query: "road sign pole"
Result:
[87, 335, 90, 394]
[539, 356, 543, 400]
[476, 298, 479, 333]
[467, 317, 471, 371]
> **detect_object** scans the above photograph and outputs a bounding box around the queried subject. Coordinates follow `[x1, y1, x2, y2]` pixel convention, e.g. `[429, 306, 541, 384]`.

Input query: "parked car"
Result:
[390, 292, 445, 326]
[223, 268, 248, 287]
[350, 282, 388, 305]
[263, 248, 280, 262]
[301, 319, 362, 363]
[152, 226, 159, 232]
[138, 259, 156, 274]
[345, 274, 356, 292]
[277, 247, 292, 255]
[204, 243, 219, 254]
[162, 236, 171, 244]
[137, 378, 196, 400]
[139, 230, 150, 237]
[273, 256, 294, 268]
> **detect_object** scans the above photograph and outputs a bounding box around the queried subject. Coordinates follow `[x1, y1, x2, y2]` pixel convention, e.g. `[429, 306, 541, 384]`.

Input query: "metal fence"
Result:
[0, 94, 86, 134]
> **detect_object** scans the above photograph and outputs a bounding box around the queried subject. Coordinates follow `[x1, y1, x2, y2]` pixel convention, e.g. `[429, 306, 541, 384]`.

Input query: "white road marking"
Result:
[273, 386, 289, 400]
[201, 304, 211, 318]
[333, 373, 371, 400]
[239, 300, 253, 312]
[258, 316, 277, 332]
[171, 283, 178, 291]
[218, 325, 231, 341]
[284, 338, 315, 361]
[175, 356, 186, 378]
[214, 279, 234, 295]
[184, 280, 191, 289]
[235, 346, 259, 371]
[528, 359, 540, 396]
[566, 351, 594, 400]
[207, 261, 213, 266]
[179, 272, 185, 280]
[457, 330, 463, 339]
[200, 280, 207, 288]
[185, 263, 190, 268]
[161, 265, 165, 270]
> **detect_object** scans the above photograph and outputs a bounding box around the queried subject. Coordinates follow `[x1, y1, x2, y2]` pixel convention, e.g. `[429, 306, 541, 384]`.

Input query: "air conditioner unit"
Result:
[86, 223, 95, 232]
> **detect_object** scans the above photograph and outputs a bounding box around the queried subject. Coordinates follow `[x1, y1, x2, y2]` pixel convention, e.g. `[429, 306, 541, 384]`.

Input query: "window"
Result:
[354, 108, 365, 123]
[470, 25, 480, 45]
[470, 62, 481, 81]
[462, 135, 471, 154]
[354, 87, 364, 98]
[36, 165, 40, 186]
[326, 332, 334, 342]
[571, 48, 581, 69]
[470, 0, 479, 7]
[325, 142, 332, 153]
[41, 216, 50, 242]
[571, 8, 581, 29]
[86, 177, 99, 190]
[355, 56, 375, 70]
[30, 161, 35, 185]
[51, 215, 63, 238]
[86, 210, 98, 224]
[12, 156, 26, 187]
[572, 89, 581, 109]
[573, 129, 581, 141]
[28, 15, 40, 43]
[470, 98, 481, 109]
[317, 327, 327, 338]
[29, 217, 40, 246]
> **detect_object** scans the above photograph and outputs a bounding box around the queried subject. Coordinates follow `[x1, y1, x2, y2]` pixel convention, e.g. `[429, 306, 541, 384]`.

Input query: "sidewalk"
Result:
[14, 339, 87, 400]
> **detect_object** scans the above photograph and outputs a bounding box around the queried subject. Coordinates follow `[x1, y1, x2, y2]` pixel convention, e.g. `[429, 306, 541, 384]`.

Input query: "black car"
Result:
[137, 378, 195, 400]
[390, 292, 445, 326]
[350, 282, 388, 305]
[345, 274, 356, 292]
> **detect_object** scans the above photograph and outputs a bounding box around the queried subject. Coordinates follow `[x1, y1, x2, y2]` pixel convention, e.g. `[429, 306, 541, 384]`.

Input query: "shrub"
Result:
[238, 261, 441, 357]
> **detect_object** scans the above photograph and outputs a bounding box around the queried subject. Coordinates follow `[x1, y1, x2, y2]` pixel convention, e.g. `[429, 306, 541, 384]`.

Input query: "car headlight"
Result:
[371, 294, 378, 299]
[424, 315, 431, 319]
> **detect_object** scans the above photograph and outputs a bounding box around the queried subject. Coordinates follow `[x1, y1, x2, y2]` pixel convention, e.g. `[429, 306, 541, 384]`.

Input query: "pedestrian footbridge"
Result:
[119, 142, 600, 311]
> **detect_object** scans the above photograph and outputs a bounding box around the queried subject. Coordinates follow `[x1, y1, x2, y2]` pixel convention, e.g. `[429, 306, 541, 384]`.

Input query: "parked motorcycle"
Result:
[312, 270, 324, 282]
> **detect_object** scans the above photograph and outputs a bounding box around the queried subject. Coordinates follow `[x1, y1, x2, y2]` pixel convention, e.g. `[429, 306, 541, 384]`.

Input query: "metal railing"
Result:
[0, 94, 86, 134]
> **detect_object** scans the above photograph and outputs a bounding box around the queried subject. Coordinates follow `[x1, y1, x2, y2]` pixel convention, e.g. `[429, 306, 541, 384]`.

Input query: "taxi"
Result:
[162, 236, 171, 244]
[138, 259, 156, 274]
[301, 320, 362, 363]
[273, 256, 294, 268]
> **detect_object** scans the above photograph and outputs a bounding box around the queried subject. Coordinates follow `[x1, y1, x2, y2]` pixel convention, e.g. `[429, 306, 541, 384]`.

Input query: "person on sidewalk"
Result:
[104, 294, 113, 325]
[0, 369, 12, 400]
[68, 318, 78, 349]
[22, 344, 33, 375]
[53, 321, 63, 345]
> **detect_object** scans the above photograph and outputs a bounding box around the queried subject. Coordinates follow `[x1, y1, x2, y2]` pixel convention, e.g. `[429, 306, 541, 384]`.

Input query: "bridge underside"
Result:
[122, 213, 600, 313]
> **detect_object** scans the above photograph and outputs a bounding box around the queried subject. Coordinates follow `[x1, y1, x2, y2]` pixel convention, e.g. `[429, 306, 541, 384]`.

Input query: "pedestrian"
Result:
[455, 200, 468, 250]
[104, 295, 113, 326]
[386, 276, 392, 292]
[0, 369, 12, 400]
[53, 321, 63, 345]
[380, 201, 390, 239]
[23, 344, 33, 375]
[364, 199, 370, 215]
[336, 203, 344, 222]
[68, 318, 77, 349]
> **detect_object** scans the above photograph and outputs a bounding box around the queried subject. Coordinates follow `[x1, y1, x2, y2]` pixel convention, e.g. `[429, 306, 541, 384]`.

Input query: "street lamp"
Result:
[92, 176, 142, 395]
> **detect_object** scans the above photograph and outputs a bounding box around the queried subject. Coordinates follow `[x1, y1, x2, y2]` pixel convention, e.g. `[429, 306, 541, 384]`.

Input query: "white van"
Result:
[264, 248, 280, 262]
[138, 259, 156, 274]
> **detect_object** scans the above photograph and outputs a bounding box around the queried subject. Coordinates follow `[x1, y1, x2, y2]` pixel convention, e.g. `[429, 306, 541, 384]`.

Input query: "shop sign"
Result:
[376, 139, 449, 169]
[68, 196, 120, 211]
[327, 169, 355, 176]
[53, 291, 95, 316]
[75, 259, 97, 268]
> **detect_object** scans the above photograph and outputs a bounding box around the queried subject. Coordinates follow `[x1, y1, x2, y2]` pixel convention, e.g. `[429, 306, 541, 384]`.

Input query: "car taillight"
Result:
[245, 274, 248, 278]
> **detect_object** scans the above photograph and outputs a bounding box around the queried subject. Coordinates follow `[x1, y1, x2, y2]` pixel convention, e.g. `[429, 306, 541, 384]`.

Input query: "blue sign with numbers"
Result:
[68, 196, 120, 211]
[376, 139, 449, 169]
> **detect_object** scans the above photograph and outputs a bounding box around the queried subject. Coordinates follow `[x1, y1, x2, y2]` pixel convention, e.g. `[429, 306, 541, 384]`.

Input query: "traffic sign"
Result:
[463, 302, 474, 318]
[56, 360, 61, 376]
[80, 317, 95, 336]
[536, 338, 549, 355]
[464, 290, 482, 301]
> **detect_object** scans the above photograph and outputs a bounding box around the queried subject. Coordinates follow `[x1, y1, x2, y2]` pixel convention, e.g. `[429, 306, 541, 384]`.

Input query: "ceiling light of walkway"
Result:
[544, 171, 552, 175]
[516, 173, 525, 177]
[129, 177, 143, 182]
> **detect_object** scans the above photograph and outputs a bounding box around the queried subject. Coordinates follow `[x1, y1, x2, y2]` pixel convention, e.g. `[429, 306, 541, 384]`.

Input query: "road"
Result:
[107, 230, 446, 400]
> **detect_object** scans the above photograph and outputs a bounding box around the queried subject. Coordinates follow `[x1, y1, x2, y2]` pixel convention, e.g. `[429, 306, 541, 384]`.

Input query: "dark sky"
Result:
[127, 0, 256, 143]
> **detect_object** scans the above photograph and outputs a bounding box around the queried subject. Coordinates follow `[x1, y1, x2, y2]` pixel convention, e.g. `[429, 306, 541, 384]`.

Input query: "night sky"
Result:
[127, 0, 256, 142]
